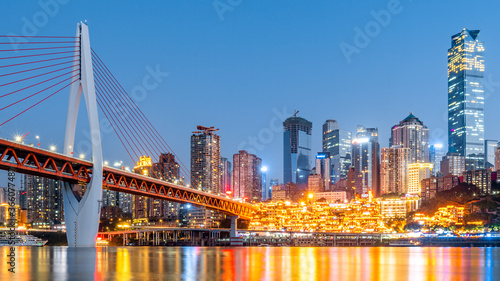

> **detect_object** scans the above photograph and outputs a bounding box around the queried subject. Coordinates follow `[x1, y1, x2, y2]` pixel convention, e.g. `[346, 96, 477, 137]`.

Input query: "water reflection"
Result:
[1, 246, 499, 280]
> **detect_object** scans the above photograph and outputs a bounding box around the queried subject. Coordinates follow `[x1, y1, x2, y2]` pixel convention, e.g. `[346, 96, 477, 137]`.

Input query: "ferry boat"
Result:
[0, 234, 48, 247]
[96, 237, 109, 246]
[389, 239, 421, 247]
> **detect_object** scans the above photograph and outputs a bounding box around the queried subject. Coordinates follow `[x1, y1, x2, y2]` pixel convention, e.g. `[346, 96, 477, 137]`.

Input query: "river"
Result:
[1, 246, 499, 280]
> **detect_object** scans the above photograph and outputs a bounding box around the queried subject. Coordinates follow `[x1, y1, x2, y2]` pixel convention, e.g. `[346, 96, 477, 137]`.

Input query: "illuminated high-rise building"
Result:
[25, 175, 64, 228]
[154, 153, 183, 184]
[322, 120, 352, 183]
[315, 152, 331, 190]
[429, 144, 446, 175]
[440, 152, 466, 177]
[189, 126, 223, 227]
[232, 150, 262, 201]
[448, 29, 485, 170]
[496, 146, 500, 172]
[390, 113, 429, 163]
[380, 147, 411, 195]
[407, 163, 433, 196]
[220, 157, 232, 194]
[352, 126, 380, 196]
[191, 126, 221, 193]
[283, 114, 312, 190]
[484, 140, 498, 170]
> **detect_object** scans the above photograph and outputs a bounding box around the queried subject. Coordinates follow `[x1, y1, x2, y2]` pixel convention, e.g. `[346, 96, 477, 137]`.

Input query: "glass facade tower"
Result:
[352, 126, 380, 196]
[448, 28, 485, 171]
[322, 120, 352, 183]
[283, 116, 312, 189]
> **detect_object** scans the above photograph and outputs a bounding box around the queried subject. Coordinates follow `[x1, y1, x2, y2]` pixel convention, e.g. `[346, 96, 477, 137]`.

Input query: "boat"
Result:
[0, 234, 48, 247]
[389, 239, 420, 246]
[96, 237, 109, 246]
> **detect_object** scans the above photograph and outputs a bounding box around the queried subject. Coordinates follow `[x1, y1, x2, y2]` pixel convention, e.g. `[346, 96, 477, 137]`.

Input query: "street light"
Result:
[50, 145, 56, 152]
[36, 135, 40, 147]
[79, 154, 85, 159]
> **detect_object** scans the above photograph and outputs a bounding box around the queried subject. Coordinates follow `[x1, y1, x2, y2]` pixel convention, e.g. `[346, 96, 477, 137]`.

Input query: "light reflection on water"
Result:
[1, 246, 499, 280]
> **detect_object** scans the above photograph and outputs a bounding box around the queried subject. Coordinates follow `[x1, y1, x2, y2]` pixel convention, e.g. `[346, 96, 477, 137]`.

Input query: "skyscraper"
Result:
[448, 28, 485, 170]
[191, 126, 221, 193]
[390, 113, 429, 163]
[440, 153, 465, 177]
[189, 126, 223, 227]
[283, 114, 312, 189]
[315, 152, 331, 190]
[154, 153, 183, 184]
[484, 140, 499, 170]
[220, 157, 232, 195]
[232, 150, 262, 201]
[429, 144, 446, 175]
[407, 163, 433, 196]
[25, 175, 64, 228]
[352, 126, 380, 196]
[496, 146, 500, 172]
[380, 147, 411, 195]
[322, 120, 352, 183]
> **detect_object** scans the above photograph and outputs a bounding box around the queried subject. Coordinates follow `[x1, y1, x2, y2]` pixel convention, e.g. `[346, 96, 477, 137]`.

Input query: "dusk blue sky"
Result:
[1, 1, 499, 183]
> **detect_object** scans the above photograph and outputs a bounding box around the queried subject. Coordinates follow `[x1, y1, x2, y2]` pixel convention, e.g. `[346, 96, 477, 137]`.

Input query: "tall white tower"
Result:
[62, 22, 103, 247]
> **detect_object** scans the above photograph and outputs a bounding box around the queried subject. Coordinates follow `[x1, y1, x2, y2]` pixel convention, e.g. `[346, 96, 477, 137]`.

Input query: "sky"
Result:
[0, 0, 499, 183]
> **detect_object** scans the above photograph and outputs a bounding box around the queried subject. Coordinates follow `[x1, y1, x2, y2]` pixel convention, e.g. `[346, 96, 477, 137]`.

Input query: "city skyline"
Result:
[2, 3, 500, 280]
[1, 2, 500, 184]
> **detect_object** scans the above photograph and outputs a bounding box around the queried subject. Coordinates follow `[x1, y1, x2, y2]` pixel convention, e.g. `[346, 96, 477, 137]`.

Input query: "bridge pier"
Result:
[230, 215, 238, 237]
[62, 22, 103, 247]
[229, 216, 243, 246]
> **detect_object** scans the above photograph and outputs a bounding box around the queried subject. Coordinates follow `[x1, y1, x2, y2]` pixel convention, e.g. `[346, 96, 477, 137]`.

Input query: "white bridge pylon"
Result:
[62, 22, 103, 247]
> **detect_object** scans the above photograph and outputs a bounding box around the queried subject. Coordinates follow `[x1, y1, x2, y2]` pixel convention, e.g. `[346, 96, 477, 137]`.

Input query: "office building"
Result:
[220, 157, 232, 195]
[485, 140, 498, 170]
[463, 170, 492, 194]
[154, 153, 183, 184]
[283, 114, 312, 189]
[380, 147, 411, 195]
[261, 166, 268, 201]
[269, 179, 278, 200]
[448, 29, 485, 170]
[232, 150, 263, 202]
[421, 175, 460, 202]
[496, 146, 500, 171]
[322, 120, 352, 183]
[313, 191, 346, 203]
[440, 152, 466, 176]
[407, 163, 433, 196]
[315, 152, 331, 190]
[430, 144, 446, 175]
[390, 113, 430, 163]
[191, 126, 221, 193]
[307, 171, 323, 193]
[352, 126, 380, 196]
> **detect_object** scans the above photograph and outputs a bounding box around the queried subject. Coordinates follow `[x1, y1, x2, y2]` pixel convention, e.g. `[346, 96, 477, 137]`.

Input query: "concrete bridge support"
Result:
[62, 22, 103, 248]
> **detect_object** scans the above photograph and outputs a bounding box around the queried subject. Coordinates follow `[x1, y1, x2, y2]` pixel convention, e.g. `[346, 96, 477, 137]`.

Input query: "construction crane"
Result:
[192, 126, 219, 134]
[292, 110, 299, 117]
